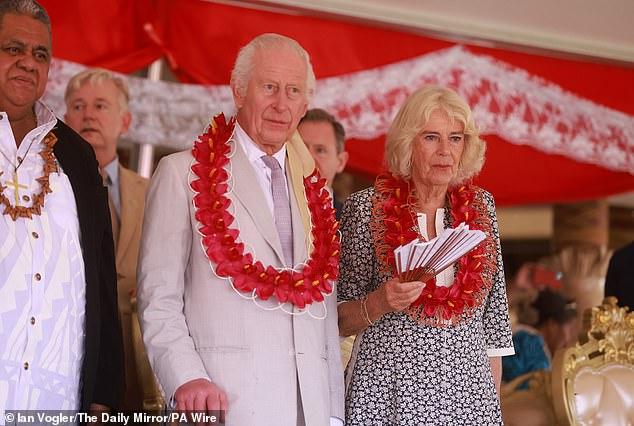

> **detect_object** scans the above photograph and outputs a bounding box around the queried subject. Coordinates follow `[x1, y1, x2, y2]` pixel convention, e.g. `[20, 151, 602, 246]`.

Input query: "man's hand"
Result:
[174, 378, 227, 424]
[88, 403, 110, 424]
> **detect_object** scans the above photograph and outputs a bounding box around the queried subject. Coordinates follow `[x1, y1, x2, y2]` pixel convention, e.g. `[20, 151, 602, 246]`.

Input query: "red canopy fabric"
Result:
[39, 0, 634, 206]
[42, 0, 161, 72]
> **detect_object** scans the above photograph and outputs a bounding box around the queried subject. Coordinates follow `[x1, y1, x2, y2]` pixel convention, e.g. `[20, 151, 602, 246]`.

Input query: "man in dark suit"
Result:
[605, 241, 634, 310]
[65, 68, 150, 410]
[298, 108, 349, 221]
[0, 0, 122, 414]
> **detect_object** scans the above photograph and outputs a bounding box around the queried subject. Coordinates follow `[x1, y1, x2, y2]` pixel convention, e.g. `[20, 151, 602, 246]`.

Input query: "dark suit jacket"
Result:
[51, 120, 123, 410]
[605, 241, 634, 310]
[334, 197, 343, 222]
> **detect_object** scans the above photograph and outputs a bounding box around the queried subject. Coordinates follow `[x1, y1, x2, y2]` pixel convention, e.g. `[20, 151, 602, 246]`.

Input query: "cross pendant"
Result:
[6, 171, 28, 206]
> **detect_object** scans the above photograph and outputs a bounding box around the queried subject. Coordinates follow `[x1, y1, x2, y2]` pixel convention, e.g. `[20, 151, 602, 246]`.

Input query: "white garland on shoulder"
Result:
[42, 45, 634, 174]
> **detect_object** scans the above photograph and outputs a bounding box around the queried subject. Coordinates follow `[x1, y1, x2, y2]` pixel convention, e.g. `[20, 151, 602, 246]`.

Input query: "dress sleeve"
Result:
[480, 190, 515, 357]
[337, 188, 380, 302]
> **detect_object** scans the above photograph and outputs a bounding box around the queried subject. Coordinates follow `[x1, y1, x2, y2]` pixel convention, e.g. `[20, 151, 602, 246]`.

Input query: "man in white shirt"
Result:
[0, 0, 122, 417]
[137, 33, 344, 425]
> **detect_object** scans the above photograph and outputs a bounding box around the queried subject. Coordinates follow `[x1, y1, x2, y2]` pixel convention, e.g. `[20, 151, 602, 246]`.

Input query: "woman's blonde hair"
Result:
[384, 85, 486, 185]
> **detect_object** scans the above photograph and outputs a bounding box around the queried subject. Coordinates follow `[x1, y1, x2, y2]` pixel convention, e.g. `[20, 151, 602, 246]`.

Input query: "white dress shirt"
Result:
[0, 103, 86, 414]
[234, 123, 288, 217]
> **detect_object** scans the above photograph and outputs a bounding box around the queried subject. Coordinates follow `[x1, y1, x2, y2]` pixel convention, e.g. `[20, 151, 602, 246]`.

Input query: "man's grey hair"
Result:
[230, 33, 316, 102]
[0, 0, 51, 38]
[65, 68, 130, 112]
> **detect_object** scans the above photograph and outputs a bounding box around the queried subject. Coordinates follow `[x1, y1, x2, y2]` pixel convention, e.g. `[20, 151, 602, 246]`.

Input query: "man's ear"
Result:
[232, 84, 245, 108]
[120, 110, 132, 135]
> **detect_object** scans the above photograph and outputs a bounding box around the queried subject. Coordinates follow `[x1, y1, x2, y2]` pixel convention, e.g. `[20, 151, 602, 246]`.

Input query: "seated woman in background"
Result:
[502, 288, 577, 388]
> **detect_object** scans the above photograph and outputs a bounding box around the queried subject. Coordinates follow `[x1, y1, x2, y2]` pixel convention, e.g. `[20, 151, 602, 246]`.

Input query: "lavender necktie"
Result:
[261, 155, 294, 266]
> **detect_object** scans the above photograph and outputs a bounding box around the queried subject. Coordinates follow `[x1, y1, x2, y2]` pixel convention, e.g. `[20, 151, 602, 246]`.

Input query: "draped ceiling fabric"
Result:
[39, 0, 634, 206]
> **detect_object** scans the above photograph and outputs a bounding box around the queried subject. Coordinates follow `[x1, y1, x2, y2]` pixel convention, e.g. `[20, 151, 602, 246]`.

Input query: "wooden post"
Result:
[609, 206, 634, 250]
[553, 200, 609, 252]
[551, 200, 610, 323]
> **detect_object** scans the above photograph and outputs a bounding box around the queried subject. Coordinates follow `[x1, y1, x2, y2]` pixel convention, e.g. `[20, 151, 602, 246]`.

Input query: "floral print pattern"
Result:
[338, 187, 513, 425]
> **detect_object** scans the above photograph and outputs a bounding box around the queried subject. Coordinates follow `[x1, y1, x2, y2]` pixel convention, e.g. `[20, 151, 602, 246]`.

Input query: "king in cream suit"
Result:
[137, 34, 344, 425]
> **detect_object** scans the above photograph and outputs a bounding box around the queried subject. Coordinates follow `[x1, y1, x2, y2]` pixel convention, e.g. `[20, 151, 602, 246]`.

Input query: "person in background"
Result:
[298, 108, 354, 369]
[605, 241, 634, 310]
[298, 108, 348, 220]
[502, 289, 577, 388]
[64, 68, 149, 410]
[505, 260, 564, 327]
[137, 33, 344, 425]
[337, 85, 514, 424]
[0, 0, 121, 415]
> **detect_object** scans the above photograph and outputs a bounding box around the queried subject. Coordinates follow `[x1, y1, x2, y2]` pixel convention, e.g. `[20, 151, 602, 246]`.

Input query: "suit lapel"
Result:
[202, 132, 316, 267]
[287, 130, 313, 242]
[286, 158, 308, 266]
[52, 123, 101, 253]
[52, 123, 102, 400]
[116, 166, 144, 267]
[286, 130, 317, 263]
[223, 138, 286, 265]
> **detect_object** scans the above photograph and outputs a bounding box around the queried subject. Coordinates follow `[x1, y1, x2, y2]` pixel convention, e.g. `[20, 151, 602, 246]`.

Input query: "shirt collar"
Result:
[34, 101, 57, 130]
[0, 101, 57, 145]
[0, 101, 57, 158]
[31, 101, 57, 143]
[234, 122, 287, 172]
[102, 157, 119, 187]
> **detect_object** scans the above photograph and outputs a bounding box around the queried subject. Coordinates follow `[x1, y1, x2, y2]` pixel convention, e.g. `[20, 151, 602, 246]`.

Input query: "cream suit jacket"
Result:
[115, 165, 149, 409]
[137, 137, 345, 426]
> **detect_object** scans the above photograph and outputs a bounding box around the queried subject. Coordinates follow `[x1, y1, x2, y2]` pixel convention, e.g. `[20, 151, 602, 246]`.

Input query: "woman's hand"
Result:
[338, 278, 427, 337]
[374, 278, 425, 314]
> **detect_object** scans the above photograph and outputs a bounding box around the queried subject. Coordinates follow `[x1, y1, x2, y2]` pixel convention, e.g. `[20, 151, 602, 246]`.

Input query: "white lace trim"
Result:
[42, 45, 634, 173]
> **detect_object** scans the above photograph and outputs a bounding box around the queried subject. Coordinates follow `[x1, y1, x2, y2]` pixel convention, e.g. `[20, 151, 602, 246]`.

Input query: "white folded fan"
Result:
[394, 223, 486, 281]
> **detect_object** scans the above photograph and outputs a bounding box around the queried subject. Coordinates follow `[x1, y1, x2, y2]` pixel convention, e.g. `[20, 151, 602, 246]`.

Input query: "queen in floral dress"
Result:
[337, 85, 515, 425]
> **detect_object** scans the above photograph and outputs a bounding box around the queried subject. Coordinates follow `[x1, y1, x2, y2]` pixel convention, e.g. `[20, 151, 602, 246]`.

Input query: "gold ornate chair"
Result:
[551, 297, 634, 425]
[500, 370, 557, 426]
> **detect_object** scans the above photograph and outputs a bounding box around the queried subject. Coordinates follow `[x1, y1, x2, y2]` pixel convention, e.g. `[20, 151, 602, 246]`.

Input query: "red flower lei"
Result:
[190, 114, 340, 309]
[371, 172, 497, 326]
